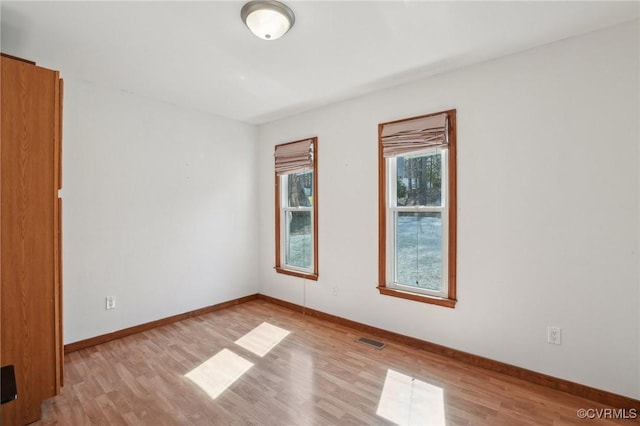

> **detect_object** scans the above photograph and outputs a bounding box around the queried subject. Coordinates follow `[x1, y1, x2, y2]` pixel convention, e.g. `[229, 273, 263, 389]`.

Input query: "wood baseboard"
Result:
[256, 294, 640, 410]
[64, 294, 259, 353]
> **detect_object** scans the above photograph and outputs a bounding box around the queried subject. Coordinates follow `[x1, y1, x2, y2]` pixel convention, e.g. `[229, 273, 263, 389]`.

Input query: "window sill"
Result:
[377, 286, 456, 308]
[275, 267, 318, 281]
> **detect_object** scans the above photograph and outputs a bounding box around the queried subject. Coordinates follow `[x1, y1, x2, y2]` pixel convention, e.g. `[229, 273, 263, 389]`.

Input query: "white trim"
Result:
[279, 173, 315, 274]
[385, 150, 449, 298]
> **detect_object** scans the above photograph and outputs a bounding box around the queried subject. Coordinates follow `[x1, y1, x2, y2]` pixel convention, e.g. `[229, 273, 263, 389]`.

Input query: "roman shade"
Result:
[381, 113, 448, 157]
[274, 138, 314, 175]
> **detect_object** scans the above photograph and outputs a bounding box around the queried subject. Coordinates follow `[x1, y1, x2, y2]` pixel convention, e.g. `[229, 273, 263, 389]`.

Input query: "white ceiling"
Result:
[1, 1, 638, 124]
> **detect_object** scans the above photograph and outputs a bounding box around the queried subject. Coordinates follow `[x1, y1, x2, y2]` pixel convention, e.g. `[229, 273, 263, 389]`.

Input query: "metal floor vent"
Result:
[357, 337, 385, 350]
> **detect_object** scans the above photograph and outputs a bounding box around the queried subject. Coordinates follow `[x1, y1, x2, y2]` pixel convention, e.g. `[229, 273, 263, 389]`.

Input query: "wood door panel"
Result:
[1, 57, 59, 425]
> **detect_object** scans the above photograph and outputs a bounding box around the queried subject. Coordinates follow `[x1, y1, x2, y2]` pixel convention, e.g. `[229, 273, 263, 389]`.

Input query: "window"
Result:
[274, 138, 318, 280]
[378, 110, 456, 307]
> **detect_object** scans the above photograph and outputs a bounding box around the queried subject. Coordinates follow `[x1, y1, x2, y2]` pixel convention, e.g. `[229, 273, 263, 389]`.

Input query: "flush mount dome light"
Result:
[241, 0, 295, 41]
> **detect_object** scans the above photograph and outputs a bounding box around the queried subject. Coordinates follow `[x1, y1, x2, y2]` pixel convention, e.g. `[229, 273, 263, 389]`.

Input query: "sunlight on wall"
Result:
[185, 348, 253, 399]
[234, 322, 290, 357]
[376, 369, 446, 426]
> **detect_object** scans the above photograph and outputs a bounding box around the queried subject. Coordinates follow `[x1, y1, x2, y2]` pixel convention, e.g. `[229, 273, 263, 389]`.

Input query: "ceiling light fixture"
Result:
[241, 0, 295, 41]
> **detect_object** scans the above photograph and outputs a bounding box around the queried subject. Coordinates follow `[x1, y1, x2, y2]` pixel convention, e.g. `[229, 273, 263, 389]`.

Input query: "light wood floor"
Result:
[35, 300, 631, 425]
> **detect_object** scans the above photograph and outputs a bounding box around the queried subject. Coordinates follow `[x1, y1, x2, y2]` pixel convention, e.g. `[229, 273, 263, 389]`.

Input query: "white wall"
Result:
[63, 79, 259, 344]
[257, 21, 640, 398]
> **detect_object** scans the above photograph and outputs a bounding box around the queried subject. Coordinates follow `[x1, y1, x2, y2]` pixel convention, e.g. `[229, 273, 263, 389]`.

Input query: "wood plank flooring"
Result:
[35, 300, 635, 425]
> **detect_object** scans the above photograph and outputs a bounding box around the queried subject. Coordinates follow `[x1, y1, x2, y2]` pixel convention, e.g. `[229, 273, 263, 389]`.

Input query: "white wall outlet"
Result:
[547, 326, 561, 345]
[332, 286, 339, 296]
[106, 296, 116, 310]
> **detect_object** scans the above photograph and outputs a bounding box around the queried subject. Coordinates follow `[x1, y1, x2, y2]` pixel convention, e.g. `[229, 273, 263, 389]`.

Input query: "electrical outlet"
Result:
[547, 326, 561, 345]
[332, 286, 339, 296]
[106, 296, 116, 310]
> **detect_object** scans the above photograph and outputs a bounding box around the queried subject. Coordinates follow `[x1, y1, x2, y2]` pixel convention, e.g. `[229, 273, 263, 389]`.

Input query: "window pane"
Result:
[286, 210, 312, 269]
[395, 212, 442, 291]
[287, 171, 313, 207]
[396, 151, 442, 207]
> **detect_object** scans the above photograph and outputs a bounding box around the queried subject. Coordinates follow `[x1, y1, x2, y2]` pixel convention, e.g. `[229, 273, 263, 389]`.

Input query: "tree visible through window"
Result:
[284, 170, 313, 269]
[394, 152, 444, 291]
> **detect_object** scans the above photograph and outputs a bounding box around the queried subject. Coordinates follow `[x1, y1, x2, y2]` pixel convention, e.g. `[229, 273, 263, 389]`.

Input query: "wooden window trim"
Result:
[274, 137, 319, 281]
[378, 110, 457, 307]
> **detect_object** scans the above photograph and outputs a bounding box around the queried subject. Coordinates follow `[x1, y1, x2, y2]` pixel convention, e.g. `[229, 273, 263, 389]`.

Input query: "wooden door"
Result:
[1, 56, 63, 425]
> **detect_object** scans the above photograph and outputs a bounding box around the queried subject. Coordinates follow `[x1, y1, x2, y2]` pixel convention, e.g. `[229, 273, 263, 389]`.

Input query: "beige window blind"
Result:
[274, 138, 314, 175]
[381, 112, 448, 157]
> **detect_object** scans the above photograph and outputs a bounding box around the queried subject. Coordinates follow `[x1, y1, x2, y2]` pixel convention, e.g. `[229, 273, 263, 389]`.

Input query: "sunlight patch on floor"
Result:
[185, 348, 253, 399]
[234, 322, 290, 357]
[376, 369, 446, 426]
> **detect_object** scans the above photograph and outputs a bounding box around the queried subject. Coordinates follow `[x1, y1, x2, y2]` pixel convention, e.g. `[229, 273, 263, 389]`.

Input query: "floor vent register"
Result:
[356, 337, 385, 350]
